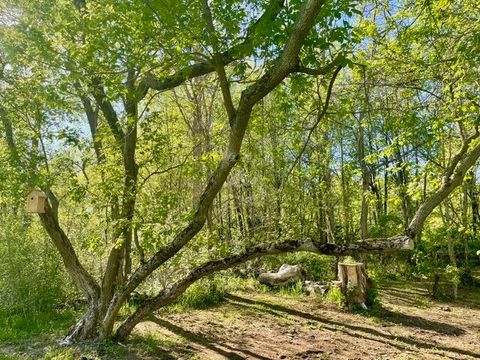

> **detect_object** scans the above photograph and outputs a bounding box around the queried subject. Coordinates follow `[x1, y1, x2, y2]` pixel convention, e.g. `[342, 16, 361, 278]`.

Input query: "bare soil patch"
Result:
[133, 282, 480, 360]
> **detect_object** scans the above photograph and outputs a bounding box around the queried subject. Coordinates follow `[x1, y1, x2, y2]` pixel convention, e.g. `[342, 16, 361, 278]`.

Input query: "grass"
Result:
[323, 286, 345, 308]
[170, 278, 226, 312]
[0, 308, 76, 345]
[0, 307, 80, 360]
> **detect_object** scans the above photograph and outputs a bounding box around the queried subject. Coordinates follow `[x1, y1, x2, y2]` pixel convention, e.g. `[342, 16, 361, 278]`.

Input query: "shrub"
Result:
[460, 267, 475, 286]
[445, 265, 461, 286]
[224, 276, 267, 292]
[365, 277, 379, 308]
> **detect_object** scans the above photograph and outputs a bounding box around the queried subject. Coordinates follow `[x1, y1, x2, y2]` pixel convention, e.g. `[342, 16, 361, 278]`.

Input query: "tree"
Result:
[0, 0, 479, 345]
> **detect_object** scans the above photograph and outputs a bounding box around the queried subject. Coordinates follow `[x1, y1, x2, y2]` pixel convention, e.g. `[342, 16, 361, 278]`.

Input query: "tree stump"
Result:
[337, 262, 368, 309]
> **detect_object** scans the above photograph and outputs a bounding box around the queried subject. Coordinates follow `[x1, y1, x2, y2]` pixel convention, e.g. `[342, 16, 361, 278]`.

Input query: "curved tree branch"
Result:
[38, 202, 100, 302]
[200, 0, 236, 124]
[91, 77, 125, 150]
[283, 64, 343, 184]
[114, 234, 412, 341]
[408, 134, 480, 236]
[137, 0, 285, 95]
[293, 54, 346, 76]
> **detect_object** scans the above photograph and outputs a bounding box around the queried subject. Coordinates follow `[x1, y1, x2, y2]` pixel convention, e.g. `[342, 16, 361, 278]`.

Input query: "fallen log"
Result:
[258, 264, 303, 286]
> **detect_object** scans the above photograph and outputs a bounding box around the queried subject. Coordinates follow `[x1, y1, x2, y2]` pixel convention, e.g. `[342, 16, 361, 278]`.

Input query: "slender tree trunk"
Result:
[444, 204, 458, 299]
[395, 148, 411, 230]
[358, 122, 369, 239]
[324, 150, 336, 242]
[232, 184, 245, 237]
[339, 132, 351, 241]
[462, 181, 470, 266]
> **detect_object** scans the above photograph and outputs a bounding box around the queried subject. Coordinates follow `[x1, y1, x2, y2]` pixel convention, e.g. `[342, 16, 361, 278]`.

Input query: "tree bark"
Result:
[38, 201, 101, 343]
[358, 121, 369, 239]
[38, 202, 100, 304]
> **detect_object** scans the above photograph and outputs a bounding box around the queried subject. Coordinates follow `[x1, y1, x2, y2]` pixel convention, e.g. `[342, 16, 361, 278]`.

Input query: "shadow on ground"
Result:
[132, 291, 479, 359]
[224, 294, 479, 359]
[151, 316, 271, 360]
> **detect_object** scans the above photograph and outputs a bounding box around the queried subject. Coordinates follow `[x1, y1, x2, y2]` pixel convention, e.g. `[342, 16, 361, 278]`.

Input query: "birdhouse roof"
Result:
[27, 190, 47, 198]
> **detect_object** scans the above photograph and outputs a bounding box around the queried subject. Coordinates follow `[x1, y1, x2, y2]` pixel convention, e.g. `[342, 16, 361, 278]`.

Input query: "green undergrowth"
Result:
[172, 276, 306, 312]
[121, 276, 305, 317]
[277, 279, 305, 297]
[0, 308, 76, 345]
[324, 286, 345, 308]
[322, 275, 380, 312]
[176, 278, 226, 310]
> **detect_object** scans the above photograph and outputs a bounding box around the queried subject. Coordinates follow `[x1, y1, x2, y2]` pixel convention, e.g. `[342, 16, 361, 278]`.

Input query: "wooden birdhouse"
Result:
[25, 190, 48, 214]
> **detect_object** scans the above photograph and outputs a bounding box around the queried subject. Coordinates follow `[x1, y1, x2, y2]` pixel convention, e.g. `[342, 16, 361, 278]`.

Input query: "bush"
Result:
[224, 276, 267, 292]
[445, 265, 461, 286]
[460, 267, 475, 286]
[365, 277, 379, 308]
[324, 275, 379, 311]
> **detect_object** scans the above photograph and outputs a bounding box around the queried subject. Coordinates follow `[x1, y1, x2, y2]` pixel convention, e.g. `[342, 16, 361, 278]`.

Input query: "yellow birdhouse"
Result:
[25, 190, 48, 214]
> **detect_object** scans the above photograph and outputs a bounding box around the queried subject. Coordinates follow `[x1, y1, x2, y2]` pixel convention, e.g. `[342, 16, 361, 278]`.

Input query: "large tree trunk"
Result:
[38, 201, 101, 344]
[97, 0, 332, 341]
[61, 304, 99, 345]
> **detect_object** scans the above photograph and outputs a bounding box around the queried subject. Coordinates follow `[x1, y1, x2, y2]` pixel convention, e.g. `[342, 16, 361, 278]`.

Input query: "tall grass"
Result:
[0, 308, 76, 343]
[0, 215, 75, 343]
[173, 277, 226, 311]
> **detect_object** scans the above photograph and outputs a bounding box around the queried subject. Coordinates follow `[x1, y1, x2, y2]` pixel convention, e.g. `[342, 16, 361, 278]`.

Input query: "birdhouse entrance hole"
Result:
[25, 190, 47, 214]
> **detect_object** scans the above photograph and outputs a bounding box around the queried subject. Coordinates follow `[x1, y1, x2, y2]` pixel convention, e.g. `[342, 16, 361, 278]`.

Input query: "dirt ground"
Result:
[1, 281, 479, 359]
[132, 282, 480, 360]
